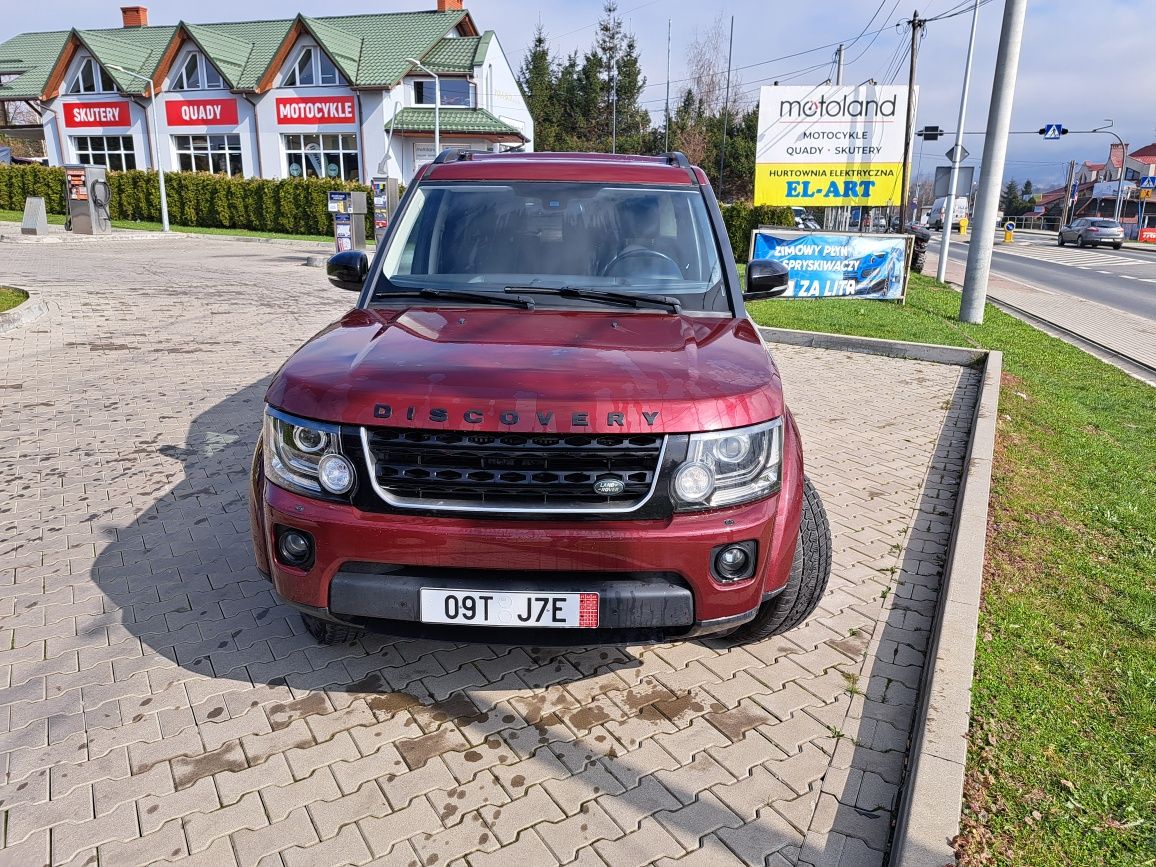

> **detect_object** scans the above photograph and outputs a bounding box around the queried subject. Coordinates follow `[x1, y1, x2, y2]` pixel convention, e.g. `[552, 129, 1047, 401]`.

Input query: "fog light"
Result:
[278, 529, 313, 567]
[318, 453, 354, 494]
[673, 461, 715, 503]
[712, 541, 757, 582]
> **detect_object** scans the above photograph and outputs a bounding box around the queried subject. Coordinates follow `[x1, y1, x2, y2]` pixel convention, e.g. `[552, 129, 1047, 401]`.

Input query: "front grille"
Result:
[361, 427, 666, 513]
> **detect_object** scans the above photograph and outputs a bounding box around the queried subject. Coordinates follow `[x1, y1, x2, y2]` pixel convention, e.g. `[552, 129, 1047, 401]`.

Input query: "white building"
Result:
[0, 1, 532, 184]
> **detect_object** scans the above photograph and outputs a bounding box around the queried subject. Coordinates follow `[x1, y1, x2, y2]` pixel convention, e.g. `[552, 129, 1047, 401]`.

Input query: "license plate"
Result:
[419, 589, 599, 628]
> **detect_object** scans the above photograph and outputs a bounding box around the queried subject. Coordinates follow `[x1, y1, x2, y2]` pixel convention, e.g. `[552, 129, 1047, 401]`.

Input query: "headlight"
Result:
[264, 408, 350, 497]
[671, 419, 782, 510]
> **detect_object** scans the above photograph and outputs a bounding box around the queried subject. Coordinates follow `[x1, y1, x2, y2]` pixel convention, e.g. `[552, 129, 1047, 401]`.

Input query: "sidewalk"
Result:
[924, 248, 1156, 385]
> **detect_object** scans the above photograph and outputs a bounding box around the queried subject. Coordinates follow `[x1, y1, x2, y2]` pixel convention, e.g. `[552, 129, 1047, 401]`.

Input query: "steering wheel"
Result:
[600, 248, 681, 278]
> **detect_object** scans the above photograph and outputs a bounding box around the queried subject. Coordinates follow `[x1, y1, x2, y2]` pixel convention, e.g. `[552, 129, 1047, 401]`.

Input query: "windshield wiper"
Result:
[373, 287, 535, 309]
[503, 285, 682, 313]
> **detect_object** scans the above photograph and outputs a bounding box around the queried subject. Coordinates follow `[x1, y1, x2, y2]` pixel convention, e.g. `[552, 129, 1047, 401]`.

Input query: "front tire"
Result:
[1113, 243, 1122, 250]
[1057, 234, 1065, 246]
[302, 613, 364, 645]
[724, 477, 833, 644]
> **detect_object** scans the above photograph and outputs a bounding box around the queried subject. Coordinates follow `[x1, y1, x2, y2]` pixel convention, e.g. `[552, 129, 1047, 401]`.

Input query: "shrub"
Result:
[720, 201, 794, 262]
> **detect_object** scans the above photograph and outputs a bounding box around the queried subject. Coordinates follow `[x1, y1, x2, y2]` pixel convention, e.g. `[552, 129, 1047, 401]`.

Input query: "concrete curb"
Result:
[760, 326, 1000, 866]
[759, 326, 986, 367]
[892, 349, 1000, 867]
[0, 290, 47, 334]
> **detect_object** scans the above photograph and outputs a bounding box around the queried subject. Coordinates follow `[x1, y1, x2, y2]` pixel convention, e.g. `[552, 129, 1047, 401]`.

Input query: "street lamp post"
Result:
[407, 58, 440, 158]
[1093, 120, 1126, 223]
[108, 64, 168, 232]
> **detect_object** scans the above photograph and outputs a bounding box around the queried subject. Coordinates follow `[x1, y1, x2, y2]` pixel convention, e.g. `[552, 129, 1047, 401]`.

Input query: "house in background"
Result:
[0, 1, 531, 184]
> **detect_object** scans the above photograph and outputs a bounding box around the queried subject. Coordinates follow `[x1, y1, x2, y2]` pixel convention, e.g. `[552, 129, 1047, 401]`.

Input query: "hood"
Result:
[265, 307, 783, 434]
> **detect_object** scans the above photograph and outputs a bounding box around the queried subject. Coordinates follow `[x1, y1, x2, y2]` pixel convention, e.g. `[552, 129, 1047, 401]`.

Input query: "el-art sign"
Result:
[754, 85, 914, 207]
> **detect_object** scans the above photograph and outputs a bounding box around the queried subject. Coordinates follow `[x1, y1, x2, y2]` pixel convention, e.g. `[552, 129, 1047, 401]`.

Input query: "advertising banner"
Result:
[754, 84, 912, 208]
[62, 101, 130, 128]
[165, 98, 239, 126]
[749, 230, 908, 301]
[275, 96, 356, 125]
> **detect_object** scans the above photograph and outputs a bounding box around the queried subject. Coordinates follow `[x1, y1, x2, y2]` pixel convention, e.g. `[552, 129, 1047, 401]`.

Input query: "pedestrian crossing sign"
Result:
[1042, 124, 1063, 140]
[1139, 176, 1156, 189]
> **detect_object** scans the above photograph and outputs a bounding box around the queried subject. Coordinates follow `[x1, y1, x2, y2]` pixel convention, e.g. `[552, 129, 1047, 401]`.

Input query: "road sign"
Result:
[1141, 189, 1153, 200]
[945, 144, 969, 163]
[1070, 183, 1078, 199]
[1139, 176, 1156, 189]
[1041, 124, 1064, 140]
[1004, 221, 1015, 231]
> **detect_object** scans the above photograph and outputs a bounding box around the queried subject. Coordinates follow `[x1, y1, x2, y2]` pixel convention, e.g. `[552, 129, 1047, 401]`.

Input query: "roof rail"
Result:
[661, 151, 699, 186]
[432, 148, 475, 164]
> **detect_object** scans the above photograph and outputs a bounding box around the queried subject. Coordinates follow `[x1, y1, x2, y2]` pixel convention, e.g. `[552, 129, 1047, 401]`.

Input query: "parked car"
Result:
[928, 195, 969, 231]
[1057, 218, 1124, 249]
[250, 149, 833, 647]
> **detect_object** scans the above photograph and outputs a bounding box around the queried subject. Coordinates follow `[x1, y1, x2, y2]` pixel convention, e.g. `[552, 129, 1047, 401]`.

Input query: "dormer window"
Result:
[173, 52, 224, 90]
[413, 78, 474, 107]
[283, 47, 343, 87]
[67, 57, 114, 94]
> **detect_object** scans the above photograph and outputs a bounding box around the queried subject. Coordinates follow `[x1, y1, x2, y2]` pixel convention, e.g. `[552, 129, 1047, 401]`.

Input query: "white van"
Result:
[929, 196, 969, 231]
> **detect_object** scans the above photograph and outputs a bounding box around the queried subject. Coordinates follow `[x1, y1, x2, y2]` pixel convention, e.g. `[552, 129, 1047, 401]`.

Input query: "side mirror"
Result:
[743, 259, 791, 301]
[327, 251, 368, 291]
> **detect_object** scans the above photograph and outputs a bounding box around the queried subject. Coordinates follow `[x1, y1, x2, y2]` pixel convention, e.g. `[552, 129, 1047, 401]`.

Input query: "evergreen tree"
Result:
[518, 27, 558, 151]
[1021, 179, 1034, 200]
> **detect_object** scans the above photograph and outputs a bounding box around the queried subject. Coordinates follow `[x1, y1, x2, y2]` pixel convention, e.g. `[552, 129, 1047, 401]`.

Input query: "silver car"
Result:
[1058, 218, 1124, 249]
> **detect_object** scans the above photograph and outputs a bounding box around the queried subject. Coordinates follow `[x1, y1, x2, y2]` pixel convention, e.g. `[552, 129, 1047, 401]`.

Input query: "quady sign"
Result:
[165, 98, 239, 126]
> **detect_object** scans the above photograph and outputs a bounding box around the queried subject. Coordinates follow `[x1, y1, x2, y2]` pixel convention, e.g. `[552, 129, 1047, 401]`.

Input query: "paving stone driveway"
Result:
[0, 236, 977, 867]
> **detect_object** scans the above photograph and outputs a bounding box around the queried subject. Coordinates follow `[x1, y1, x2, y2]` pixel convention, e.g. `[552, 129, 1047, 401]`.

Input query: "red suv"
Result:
[250, 150, 831, 646]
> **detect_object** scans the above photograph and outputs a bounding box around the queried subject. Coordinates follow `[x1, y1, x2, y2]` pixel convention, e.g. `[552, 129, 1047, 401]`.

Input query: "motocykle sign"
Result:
[754, 84, 914, 208]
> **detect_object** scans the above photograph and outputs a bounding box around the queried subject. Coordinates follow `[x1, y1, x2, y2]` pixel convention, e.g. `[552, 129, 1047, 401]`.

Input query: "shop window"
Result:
[172, 52, 224, 90]
[72, 135, 136, 171]
[283, 133, 359, 181]
[283, 47, 344, 87]
[174, 134, 243, 174]
[413, 78, 473, 108]
[67, 58, 114, 94]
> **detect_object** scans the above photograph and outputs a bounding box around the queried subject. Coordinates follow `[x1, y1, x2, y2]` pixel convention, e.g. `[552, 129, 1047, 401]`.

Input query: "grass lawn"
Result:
[748, 274, 1156, 865]
[0, 286, 27, 314]
[0, 209, 336, 244]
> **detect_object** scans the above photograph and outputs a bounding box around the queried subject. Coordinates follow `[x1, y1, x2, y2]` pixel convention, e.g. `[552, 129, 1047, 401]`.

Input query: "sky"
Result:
[8, 0, 1154, 191]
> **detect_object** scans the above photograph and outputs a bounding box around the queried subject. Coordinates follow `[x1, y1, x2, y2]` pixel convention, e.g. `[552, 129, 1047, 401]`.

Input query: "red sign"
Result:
[165, 98, 239, 127]
[63, 101, 130, 128]
[275, 96, 355, 125]
[1140, 228, 1156, 243]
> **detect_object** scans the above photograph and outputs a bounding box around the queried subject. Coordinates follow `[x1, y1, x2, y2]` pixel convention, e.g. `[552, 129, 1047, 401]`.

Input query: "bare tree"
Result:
[684, 14, 749, 117]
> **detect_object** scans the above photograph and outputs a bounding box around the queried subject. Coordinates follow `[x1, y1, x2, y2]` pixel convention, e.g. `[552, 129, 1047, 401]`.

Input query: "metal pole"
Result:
[936, 0, 980, 282]
[149, 81, 169, 232]
[611, 62, 617, 154]
[718, 15, 734, 199]
[835, 44, 844, 84]
[836, 44, 847, 231]
[407, 59, 439, 157]
[898, 12, 924, 233]
[960, 0, 1029, 324]
[1060, 159, 1075, 228]
[664, 18, 671, 153]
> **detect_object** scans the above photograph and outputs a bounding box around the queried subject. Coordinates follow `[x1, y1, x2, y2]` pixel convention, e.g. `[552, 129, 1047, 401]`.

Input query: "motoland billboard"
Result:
[749, 230, 909, 301]
[754, 84, 914, 208]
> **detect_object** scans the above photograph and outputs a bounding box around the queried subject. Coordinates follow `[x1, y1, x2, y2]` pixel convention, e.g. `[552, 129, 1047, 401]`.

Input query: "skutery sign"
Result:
[63, 101, 129, 128]
[275, 96, 355, 125]
[165, 98, 239, 126]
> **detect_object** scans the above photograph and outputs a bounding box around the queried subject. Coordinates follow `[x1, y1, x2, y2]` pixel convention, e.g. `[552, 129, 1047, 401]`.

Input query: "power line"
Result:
[546, 0, 663, 43]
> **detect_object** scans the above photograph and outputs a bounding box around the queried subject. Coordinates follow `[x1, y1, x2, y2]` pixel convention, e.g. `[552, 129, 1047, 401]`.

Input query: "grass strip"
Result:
[748, 274, 1155, 865]
[0, 286, 28, 314]
[0, 209, 334, 243]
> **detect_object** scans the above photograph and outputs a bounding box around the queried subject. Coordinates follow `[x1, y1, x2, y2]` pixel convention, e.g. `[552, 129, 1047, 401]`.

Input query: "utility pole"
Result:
[898, 12, 925, 234]
[718, 15, 734, 200]
[835, 44, 845, 232]
[610, 61, 618, 154]
[961, 0, 1029, 324]
[1060, 159, 1076, 227]
[936, 0, 980, 283]
[835, 43, 844, 84]
[664, 18, 671, 153]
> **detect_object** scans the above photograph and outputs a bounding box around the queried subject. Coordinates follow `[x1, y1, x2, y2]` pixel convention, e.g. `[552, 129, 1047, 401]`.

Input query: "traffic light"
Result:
[917, 125, 942, 141]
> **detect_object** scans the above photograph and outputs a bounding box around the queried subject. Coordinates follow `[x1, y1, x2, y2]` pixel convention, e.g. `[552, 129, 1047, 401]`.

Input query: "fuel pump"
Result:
[63, 165, 112, 235]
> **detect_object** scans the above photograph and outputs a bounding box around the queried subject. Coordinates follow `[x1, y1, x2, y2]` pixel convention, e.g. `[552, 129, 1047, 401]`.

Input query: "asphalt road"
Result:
[936, 232, 1156, 323]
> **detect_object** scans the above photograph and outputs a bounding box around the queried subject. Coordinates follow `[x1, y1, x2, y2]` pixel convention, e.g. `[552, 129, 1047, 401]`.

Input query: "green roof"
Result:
[423, 36, 481, 73]
[0, 9, 473, 98]
[0, 30, 69, 99]
[393, 107, 524, 139]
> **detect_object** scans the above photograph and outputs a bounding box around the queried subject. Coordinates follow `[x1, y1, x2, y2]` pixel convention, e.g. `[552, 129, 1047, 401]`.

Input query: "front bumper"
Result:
[253, 417, 805, 642]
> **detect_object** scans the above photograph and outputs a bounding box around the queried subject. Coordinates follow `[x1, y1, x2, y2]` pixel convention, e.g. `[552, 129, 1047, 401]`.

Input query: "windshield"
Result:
[376, 181, 729, 313]
[1090, 220, 1120, 228]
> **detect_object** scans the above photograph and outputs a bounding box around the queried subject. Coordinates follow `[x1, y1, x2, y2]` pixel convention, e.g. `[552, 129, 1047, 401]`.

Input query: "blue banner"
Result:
[750, 231, 908, 300]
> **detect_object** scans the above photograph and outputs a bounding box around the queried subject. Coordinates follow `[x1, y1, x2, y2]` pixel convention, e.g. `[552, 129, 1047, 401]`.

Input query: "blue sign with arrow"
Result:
[1042, 123, 1063, 141]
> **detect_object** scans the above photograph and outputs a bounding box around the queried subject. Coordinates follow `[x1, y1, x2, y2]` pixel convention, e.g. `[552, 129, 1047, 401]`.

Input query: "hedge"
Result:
[720, 201, 795, 262]
[0, 163, 374, 237]
[0, 162, 791, 251]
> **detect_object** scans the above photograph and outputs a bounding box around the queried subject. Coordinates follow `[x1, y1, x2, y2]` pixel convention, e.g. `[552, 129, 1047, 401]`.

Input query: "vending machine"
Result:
[64, 165, 112, 235]
[327, 191, 367, 253]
